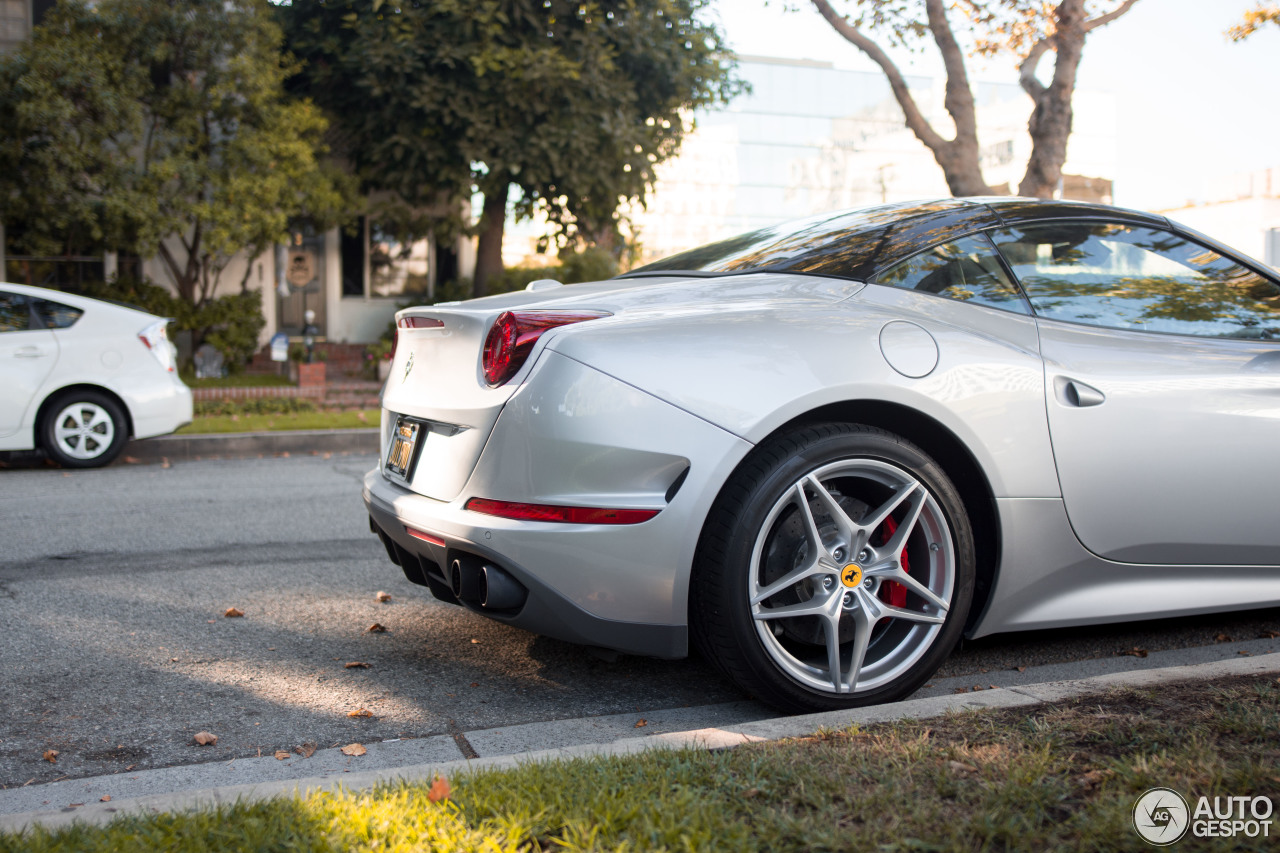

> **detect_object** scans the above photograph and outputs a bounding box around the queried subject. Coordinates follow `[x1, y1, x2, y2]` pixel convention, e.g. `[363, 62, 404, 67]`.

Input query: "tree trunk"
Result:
[473, 183, 508, 298]
[810, 0, 997, 198]
[1017, 0, 1086, 198]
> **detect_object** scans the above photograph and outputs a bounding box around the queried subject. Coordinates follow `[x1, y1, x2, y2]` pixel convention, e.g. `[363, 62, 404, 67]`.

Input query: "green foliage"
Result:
[195, 397, 318, 417]
[280, 0, 744, 276]
[0, 0, 357, 304]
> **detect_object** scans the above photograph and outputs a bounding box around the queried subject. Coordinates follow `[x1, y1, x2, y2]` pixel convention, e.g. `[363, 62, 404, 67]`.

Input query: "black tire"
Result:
[692, 422, 974, 713]
[40, 391, 129, 469]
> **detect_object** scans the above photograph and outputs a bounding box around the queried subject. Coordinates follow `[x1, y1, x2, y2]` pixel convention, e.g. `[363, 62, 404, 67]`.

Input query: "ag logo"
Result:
[1132, 787, 1190, 846]
[840, 564, 863, 589]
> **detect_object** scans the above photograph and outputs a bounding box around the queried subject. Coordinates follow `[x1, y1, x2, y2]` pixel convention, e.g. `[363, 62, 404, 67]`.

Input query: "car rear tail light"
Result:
[481, 311, 608, 386]
[465, 497, 658, 525]
[138, 320, 176, 372]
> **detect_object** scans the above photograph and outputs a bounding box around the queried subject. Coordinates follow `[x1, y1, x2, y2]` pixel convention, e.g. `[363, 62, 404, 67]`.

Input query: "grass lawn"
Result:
[3, 675, 1276, 852]
[176, 409, 380, 434]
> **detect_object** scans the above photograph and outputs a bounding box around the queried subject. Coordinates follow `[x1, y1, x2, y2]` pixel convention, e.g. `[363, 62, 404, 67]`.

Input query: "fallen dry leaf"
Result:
[375, 591, 392, 603]
[348, 709, 373, 718]
[1215, 633, 1233, 642]
[470, 639, 480, 644]
[1076, 769, 1113, 789]
[948, 760, 979, 774]
[274, 751, 290, 760]
[42, 750, 58, 764]
[634, 719, 648, 728]
[972, 685, 985, 691]
[953, 687, 969, 694]
[340, 743, 366, 757]
[1015, 666, 1026, 672]
[427, 776, 451, 802]
[224, 607, 244, 618]
[1119, 647, 1148, 658]
[100, 795, 111, 802]
[988, 684, 999, 690]
[193, 732, 218, 746]
[68, 803, 84, 808]
[469, 682, 479, 688]
[295, 743, 317, 758]
[344, 661, 370, 669]
[366, 623, 387, 633]
[743, 788, 761, 799]
[1239, 650, 1252, 656]
[1260, 629, 1280, 639]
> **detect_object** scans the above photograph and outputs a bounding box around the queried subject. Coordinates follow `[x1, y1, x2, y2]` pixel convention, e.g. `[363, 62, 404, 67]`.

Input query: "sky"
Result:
[710, 0, 1280, 210]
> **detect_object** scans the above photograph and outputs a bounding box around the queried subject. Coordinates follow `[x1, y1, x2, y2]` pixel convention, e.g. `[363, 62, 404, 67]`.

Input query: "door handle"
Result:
[1054, 376, 1105, 408]
[14, 347, 47, 358]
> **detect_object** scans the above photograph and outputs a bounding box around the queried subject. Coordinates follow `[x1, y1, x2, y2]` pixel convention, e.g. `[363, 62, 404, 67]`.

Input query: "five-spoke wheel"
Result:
[694, 423, 974, 712]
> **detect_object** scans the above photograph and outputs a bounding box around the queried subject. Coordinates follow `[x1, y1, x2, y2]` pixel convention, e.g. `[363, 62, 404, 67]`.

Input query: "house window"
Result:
[369, 223, 430, 298]
[340, 217, 366, 298]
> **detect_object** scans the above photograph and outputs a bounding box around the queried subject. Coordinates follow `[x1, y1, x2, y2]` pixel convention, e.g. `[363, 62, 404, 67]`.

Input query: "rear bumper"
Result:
[130, 374, 193, 439]
[361, 352, 753, 658]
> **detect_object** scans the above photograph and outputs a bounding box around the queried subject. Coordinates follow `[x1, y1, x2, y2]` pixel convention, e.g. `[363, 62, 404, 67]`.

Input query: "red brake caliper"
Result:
[876, 516, 909, 608]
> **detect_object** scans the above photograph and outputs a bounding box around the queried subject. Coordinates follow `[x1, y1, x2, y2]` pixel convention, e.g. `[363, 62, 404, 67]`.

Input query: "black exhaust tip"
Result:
[479, 563, 527, 610]
[449, 557, 483, 603]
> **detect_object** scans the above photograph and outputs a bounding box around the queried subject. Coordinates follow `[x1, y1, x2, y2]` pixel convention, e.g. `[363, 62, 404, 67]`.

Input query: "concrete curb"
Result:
[122, 429, 380, 463]
[4, 652, 1278, 834]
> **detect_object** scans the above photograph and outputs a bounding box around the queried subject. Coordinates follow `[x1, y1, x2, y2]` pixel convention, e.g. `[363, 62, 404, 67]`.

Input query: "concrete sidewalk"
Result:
[3, 651, 1277, 834]
[121, 428, 380, 464]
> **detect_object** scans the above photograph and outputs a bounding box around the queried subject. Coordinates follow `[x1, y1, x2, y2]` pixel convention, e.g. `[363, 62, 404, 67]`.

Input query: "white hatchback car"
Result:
[0, 282, 193, 468]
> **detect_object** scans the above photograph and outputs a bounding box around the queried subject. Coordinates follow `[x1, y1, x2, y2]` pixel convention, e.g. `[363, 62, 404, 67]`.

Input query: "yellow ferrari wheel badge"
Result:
[840, 564, 863, 589]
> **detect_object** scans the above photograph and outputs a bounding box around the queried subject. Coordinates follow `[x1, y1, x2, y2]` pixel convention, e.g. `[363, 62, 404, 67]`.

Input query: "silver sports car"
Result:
[363, 198, 1280, 713]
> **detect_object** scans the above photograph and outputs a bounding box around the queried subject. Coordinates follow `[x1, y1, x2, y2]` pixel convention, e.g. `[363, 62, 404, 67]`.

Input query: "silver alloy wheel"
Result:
[51, 401, 117, 461]
[748, 458, 955, 695]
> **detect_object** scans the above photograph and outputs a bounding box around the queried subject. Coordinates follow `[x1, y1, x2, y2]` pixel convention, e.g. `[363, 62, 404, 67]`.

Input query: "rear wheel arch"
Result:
[693, 400, 1000, 638]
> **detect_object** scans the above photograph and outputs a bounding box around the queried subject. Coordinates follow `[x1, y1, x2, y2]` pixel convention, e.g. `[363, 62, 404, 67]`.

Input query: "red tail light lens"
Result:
[481, 311, 608, 386]
[465, 497, 658, 525]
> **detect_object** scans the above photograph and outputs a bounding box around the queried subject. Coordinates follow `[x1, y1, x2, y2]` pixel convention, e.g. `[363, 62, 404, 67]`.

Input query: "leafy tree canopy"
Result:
[0, 0, 355, 309]
[281, 0, 745, 293]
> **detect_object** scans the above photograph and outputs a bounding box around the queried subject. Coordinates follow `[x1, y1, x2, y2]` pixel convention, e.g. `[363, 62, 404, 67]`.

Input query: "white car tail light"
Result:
[138, 320, 176, 372]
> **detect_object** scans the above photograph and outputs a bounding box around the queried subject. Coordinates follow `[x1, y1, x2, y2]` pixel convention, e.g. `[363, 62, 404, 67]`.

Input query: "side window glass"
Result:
[0, 293, 29, 332]
[874, 234, 1029, 314]
[32, 298, 84, 329]
[992, 222, 1280, 339]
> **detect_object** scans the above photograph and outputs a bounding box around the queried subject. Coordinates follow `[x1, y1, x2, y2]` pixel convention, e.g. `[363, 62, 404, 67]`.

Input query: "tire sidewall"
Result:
[704, 424, 975, 712]
[41, 391, 128, 469]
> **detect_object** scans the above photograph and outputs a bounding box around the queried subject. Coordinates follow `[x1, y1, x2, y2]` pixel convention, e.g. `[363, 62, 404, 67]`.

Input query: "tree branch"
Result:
[809, 0, 947, 152]
[1085, 0, 1141, 32]
[1018, 37, 1052, 99]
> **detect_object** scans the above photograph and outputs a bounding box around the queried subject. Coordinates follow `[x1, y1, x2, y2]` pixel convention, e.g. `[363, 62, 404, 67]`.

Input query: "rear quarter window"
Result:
[32, 298, 85, 329]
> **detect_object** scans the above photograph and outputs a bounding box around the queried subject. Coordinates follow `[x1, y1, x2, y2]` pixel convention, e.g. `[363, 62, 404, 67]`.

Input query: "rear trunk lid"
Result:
[380, 273, 861, 501]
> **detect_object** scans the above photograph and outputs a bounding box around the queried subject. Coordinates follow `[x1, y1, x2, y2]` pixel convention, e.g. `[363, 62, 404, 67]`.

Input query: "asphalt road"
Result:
[1, 454, 1278, 791]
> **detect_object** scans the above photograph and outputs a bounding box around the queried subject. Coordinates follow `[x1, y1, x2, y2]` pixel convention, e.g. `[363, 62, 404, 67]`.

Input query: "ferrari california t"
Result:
[362, 198, 1280, 712]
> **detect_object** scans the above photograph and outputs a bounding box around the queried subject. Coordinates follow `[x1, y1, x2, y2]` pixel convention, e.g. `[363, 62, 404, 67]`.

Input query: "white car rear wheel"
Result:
[42, 392, 128, 469]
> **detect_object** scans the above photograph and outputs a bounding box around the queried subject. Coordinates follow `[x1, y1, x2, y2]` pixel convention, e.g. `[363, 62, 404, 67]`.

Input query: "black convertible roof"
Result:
[624, 197, 1169, 283]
